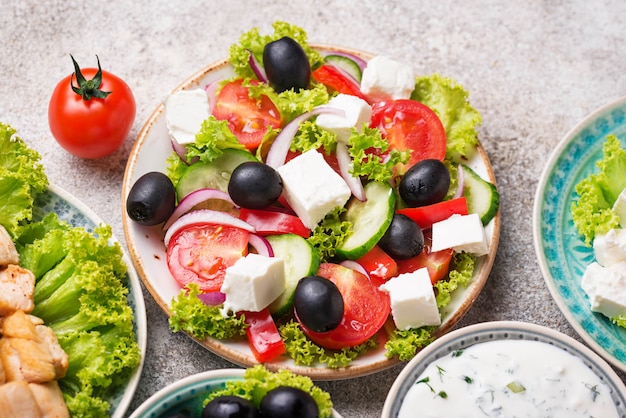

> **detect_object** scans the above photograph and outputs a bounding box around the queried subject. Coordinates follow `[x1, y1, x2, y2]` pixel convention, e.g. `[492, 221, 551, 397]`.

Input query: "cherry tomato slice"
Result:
[312, 65, 369, 102]
[370, 99, 446, 173]
[239, 208, 310, 238]
[300, 263, 390, 350]
[242, 308, 286, 362]
[212, 79, 282, 150]
[166, 223, 249, 293]
[356, 245, 398, 287]
[397, 196, 469, 230]
[396, 230, 453, 284]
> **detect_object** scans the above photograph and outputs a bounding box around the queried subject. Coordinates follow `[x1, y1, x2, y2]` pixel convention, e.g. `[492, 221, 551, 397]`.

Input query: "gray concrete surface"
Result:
[2, 1, 626, 417]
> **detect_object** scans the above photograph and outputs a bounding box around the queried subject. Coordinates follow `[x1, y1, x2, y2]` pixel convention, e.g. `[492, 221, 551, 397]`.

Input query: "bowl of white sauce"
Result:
[382, 321, 626, 417]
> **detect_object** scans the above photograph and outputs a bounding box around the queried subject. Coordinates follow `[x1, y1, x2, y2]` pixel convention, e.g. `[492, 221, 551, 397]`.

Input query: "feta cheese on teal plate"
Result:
[379, 268, 440, 330]
[613, 187, 626, 228]
[359, 55, 415, 101]
[220, 253, 285, 316]
[165, 88, 210, 145]
[315, 94, 371, 143]
[581, 261, 626, 319]
[594, 229, 626, 267]
[431, 213, 489, 255]
[276, 150, 351, 229]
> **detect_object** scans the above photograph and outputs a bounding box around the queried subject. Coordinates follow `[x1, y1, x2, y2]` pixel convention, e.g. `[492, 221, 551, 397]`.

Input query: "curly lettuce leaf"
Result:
[384, 323, 435, 361]
[306, 207, 352, 262]
[249, 80, 330, 123]
[411, 74, 482, 163]
[435, 252, 476, 308]
[205, 365, 334, 418]
[571, 134, 626, 245]
[348, 125, 410, 183]
[0, 122, 48, 237]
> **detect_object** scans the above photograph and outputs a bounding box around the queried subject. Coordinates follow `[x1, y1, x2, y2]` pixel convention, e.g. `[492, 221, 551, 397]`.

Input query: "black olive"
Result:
[259, 386, 319, 418]
[202, 395, 260, 418]
[377, 213, 424, 260]
[228, 162, 283, 209]
[126, 171, 176, 226]
[399, 159, 450, 207]
[263, 37, 311, 93]
[294, 276, 344, 332]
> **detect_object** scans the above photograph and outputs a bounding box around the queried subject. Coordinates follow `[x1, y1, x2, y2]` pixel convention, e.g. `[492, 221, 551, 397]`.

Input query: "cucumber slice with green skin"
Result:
[336, 181, 396, 260]
[267, 234, 321, 317]
[462, 164, 499, 225]
[175, 149, 258, 200]
[325, 54, 363, 83]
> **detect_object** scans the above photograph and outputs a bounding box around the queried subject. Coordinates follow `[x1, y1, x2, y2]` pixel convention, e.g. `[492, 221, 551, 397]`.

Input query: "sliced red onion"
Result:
[248, 49, 268, 83]
[248, 234, 274, 257]
[336, 142, 366, 201]
[164, 209, 256, 246]
[204, 80, 219, 113]
[323, 50, 368, 71]
[340, 260, 370, 278]
[197, 291, 226, 306]
[453, 165, 466, 199]
[163, 188, 238, 231]
[266, 107, 345, 169]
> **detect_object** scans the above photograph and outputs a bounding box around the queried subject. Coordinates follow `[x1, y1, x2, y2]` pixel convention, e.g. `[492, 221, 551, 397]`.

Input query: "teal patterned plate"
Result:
[533, 96, 626, 372]
[35, 184, 147, 418]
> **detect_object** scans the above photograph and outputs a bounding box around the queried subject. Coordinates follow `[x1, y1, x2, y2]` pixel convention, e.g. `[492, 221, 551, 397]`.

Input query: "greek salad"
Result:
[126, 21, 499, 367]
[572, 134, 626, 327]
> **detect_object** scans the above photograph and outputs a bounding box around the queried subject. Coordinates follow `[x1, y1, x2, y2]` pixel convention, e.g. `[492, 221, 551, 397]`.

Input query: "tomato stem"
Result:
[70, 54, 111, 100]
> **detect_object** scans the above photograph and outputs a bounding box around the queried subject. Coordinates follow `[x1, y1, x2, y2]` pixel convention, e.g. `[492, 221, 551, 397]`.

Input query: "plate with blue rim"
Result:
[35, 184, 148, 418]
[533, 95, 626, 372]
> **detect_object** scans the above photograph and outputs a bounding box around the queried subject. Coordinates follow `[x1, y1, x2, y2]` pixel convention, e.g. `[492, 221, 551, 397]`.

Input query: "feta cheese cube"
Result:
[276, 150, 351, 229]
[613, 187, 626, 228]
[379, 268, 440, 330]
[594, 229, 626, 267]
[359, 55, 415, 101]
[315, 94, 372, 143]
[581, 261, 626, 318]
[165, 89, 210, 145]
[430, 213, 489, 255]
[220, 253, 285, 316]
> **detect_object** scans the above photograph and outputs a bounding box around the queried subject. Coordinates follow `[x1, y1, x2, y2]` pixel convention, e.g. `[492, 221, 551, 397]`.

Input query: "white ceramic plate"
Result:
[382, 321, 626, 417]
[122, 45, 500, 379]
[38, 184, 147, 417]
[128, 368, 342, 418]
[533, 96, 626, 372]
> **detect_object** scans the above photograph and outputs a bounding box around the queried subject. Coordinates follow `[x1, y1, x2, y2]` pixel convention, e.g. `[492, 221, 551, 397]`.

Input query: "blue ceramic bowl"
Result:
[533, 96, 626, 372]
[381, 321, 626, 417]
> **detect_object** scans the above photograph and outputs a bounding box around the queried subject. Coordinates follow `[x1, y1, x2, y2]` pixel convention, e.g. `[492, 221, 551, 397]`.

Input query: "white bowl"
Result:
[382, 321, 626, 417]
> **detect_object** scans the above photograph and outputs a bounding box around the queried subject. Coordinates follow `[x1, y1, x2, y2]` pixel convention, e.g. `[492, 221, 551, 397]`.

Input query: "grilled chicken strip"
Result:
[29, 381, 70, 418]
[0, 380, 42, 418]
[0, 337, 57, 383]
[0, 225, 19, 266]
[0, 264, 35, 316]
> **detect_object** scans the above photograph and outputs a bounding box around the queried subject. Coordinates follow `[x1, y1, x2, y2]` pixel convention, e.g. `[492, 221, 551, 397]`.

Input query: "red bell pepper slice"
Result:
[239, 208, 310, 238]
[312, 64, 369, 102]
[242, 308, 286, 363]
[397, 196, 468, 230]
[356, 245, 398, 287]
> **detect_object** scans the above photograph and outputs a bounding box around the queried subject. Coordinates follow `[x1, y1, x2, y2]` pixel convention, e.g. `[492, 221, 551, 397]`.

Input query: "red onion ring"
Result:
[266, 106, 345, 169]
[204, 80, 219, 113]
[339, 260, 370, 278]
[453, 165, 466, 199]
[336, 142, 366, 201]
[248, 234, 274, 257]
[197, 291, 226, 306]
[163, 188, 238, 231]
[164, 209, 256, 246]
[248, 49, 268, 83]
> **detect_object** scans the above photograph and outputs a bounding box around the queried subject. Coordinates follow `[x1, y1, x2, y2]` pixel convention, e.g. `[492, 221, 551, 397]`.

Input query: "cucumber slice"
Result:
[462, 164, 499, 225]
[325, 54, 363, 82]
[175, 149, 258, 200]
[267, 234, 320, 317]
[336, 181, 396, 260]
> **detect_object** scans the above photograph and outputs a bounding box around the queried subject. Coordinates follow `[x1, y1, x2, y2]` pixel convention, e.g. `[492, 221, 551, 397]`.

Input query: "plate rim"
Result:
[122, 44, 500, 380]
[46, 183, 148, 417]
[532, 95, 626, 373]
[381, 320, 626, 417]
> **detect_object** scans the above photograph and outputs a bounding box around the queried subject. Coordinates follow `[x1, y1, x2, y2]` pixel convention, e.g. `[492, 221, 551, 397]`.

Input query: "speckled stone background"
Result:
[2, 1, 626, 416]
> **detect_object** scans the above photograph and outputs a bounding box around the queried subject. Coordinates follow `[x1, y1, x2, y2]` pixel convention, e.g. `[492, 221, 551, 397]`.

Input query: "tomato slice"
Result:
[212, 79, 282, 150]
[370, 99, 446, 173]
[356, 245, 398, 287]
[312, 65, 369, 102]
[397, 196, 468, 230]
[239, 208, 310, 238]
[242, 308, 286, 363]
[396, 231, 453, 284]
[300, 263, 390, 350]
[166, 223, 249, 293]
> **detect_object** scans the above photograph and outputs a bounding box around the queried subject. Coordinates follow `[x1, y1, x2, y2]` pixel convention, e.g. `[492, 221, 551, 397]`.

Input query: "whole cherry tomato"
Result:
[48, 55, 136, 159]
